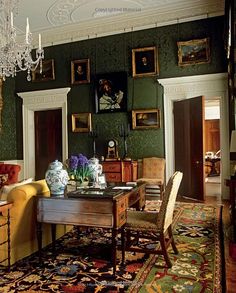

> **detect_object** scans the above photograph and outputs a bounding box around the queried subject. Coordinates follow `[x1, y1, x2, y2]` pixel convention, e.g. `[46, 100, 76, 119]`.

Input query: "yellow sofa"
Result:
[0, 179, 71, 266]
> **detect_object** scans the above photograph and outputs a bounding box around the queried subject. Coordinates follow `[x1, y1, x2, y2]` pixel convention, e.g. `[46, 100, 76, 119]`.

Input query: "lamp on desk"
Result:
[230, 130, 236, 177]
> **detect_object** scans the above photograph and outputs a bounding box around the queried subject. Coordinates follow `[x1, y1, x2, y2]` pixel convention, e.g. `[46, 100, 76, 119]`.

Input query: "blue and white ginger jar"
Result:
[45, 160, 69, 196]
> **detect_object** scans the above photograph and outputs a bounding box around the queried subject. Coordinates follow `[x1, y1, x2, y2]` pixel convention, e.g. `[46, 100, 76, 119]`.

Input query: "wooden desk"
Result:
[0, 201, 13, 271]
[37, 183, 145, 275]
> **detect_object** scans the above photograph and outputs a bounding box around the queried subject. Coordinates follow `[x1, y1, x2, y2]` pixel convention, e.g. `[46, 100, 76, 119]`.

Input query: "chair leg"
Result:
[168, 225, 178, 254]
[121, 228, 126, 265]
[160, 232, 172, 268]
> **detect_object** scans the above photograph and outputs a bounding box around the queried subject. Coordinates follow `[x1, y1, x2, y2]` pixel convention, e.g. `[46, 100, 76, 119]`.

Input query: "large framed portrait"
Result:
[177, 38, 210, 66]
[95, 72, 127, 113]
[32, 59, 55, 82]
[71, 113, 92, 133]
[132, 109, 161, 129]
[71, 59, 90, 84]
[132, 46, 158, 77]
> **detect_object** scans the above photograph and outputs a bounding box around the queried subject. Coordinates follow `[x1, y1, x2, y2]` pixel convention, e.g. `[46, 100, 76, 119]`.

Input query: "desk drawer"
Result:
[117, 211, 126, 227]
[105, 173, 121, 182]
[116, 197, 128, 227]
[103, 163, 121, 172]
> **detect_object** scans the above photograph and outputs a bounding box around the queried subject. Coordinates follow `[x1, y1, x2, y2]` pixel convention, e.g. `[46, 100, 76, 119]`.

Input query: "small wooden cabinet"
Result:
[102, 160, 138, 183]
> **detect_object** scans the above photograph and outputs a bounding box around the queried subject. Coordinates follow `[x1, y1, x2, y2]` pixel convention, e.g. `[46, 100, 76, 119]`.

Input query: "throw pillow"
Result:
[0, 177, 33, 201]
[0, 174, 8, 188]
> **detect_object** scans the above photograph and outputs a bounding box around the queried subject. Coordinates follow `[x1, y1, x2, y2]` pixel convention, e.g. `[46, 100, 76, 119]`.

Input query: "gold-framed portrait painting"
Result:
[132, 46, 159, 77]
[71, 59, 90, 84]
[32, 59, 55, 82]
[177, 38, 210, 66]
[71, 113, 92, 133]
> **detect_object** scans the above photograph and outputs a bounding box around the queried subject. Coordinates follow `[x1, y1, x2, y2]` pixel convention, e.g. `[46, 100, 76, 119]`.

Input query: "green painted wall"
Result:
[0, 16, 227, 161]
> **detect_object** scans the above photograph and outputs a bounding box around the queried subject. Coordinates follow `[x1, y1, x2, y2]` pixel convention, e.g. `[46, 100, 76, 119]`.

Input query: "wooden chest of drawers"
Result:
[102, 160, 138, 183]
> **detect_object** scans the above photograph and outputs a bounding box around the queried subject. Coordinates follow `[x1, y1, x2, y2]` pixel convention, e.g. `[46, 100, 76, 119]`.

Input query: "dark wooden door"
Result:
[173, 96, 205, 201]
[34, 109, 62, 180]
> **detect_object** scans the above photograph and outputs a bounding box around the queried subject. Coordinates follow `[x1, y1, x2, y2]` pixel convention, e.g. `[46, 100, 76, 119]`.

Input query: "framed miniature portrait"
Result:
[132, 109, 161, 129]
[32, 59, 55, 82]
[71, 59, 90, 84]
[71, 113, 92, 133]
[177, 38, 210, 66]
[132, 46, 158, 77]
[95, 71, 127, 113]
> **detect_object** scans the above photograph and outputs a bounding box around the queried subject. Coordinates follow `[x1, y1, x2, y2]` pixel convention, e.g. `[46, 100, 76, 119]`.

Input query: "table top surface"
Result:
[42, 182, 145, 200]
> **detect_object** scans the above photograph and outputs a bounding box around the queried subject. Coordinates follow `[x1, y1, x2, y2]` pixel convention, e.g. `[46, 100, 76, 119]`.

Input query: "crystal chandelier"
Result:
[0, 0, 44, 81]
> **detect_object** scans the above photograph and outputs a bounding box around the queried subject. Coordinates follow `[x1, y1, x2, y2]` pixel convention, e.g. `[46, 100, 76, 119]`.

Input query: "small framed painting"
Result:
[95, 71, 127, 113]
[71, 113, 92, 133]
[177, 38, 210, 66]
[32, 59, 55, 82]
[132, 46, 158, 77]
[71, 59, 90, 84]
[132, 109, 161, 129]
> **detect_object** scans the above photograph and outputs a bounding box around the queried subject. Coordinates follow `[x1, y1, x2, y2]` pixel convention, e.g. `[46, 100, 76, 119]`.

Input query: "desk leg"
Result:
[112, 228, 118, 276]
[36, 222, 42, 265]
[7, 209, 11, 272]
[51, 224, 56, 254]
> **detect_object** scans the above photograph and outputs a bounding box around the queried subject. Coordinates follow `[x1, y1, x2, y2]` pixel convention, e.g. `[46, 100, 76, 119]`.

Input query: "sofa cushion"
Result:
[0, 178, 33, 201]
[0, 174, 8, 188]
[0, 164, 21, 184]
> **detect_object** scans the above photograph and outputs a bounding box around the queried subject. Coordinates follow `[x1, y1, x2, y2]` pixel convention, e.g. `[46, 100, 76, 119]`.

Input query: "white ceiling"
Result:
[13, 0, 224, 47]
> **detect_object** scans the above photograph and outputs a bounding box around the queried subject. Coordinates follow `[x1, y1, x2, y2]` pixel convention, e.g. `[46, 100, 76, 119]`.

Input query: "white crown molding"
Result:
[29, 0, 224, 47]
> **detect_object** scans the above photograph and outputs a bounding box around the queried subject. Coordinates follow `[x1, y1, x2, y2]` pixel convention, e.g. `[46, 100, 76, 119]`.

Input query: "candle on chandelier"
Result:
[26, 18, 29, 43]
[10, 12, 13, 28]
[38, 34, 41, 50]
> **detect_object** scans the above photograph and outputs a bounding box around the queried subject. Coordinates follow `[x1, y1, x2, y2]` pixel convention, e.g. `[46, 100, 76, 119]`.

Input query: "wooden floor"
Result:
[219, 199, 236, 293]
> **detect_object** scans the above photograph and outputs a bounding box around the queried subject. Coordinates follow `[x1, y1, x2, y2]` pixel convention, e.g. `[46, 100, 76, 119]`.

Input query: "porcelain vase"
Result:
[45, 160, 69, 196]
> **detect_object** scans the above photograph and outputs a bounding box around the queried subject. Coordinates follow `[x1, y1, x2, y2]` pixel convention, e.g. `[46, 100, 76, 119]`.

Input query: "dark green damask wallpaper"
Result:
[0, 78, 17, 159]
[0, 16, 227, 160]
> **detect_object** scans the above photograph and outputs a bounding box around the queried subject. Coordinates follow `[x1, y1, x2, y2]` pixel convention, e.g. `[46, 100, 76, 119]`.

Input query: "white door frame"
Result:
[158, 73, 229, 198]
[18, 88, 71, 179]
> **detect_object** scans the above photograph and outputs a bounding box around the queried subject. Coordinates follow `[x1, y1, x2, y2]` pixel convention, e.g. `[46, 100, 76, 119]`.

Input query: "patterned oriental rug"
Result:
[0, 201, 224, 293]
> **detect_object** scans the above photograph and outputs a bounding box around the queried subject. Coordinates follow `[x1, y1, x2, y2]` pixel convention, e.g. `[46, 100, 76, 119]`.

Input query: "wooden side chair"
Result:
[121, 171, 183, 268]
[137, 157, 166, 199]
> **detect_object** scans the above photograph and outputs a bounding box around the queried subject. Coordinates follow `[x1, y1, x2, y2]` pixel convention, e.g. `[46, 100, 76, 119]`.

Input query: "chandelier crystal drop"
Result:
[0, 0, 44, 81]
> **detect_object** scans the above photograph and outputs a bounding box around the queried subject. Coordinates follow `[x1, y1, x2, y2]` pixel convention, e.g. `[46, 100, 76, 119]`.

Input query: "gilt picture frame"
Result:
[95, 71, 127, 113]
[132, 46, 158, 77]
[32, 59, 55, 82]
[132, 109, 160, 129]
[71, 113, 92, 133]
[71, 59, 90, 84]
[177, 38, 210, 66]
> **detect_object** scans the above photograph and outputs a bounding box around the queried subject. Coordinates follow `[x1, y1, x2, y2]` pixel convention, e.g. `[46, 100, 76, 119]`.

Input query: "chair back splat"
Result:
[157, 171, 183, 232]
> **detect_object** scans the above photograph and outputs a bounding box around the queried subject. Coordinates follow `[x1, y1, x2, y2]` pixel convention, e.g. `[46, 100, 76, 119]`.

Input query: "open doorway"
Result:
[204, 99, 221, 198]
[160, 73, 229, 200]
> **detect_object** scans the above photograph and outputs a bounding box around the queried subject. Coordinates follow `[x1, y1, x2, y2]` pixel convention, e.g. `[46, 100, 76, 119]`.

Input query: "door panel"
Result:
[173, 96, 205, 201]
[35, 109, 62, 180]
